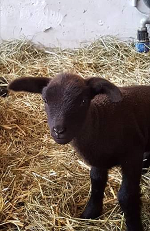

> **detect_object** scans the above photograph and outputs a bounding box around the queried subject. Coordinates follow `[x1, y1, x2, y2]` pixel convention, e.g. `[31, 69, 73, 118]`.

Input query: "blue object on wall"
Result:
[135, 28, 149, 53]
[135, 41, 150, 53]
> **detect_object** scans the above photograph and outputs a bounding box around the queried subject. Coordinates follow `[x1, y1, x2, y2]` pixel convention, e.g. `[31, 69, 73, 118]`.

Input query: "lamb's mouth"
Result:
[53, 137, 72, 145]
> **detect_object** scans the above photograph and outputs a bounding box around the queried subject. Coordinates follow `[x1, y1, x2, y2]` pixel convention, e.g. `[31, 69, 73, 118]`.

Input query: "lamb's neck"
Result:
[72, 102, 102, 146]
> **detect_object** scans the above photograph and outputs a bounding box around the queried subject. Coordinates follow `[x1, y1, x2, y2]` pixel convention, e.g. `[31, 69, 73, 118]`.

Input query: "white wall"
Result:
[0, 0, 150, 48]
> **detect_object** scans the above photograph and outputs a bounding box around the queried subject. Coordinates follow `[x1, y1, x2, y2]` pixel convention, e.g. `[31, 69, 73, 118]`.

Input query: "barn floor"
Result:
[0, 38, 150, 231]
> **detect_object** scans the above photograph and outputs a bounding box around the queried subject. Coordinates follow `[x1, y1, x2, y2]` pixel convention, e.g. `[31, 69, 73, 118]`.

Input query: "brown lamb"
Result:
[8, 73, 150, 231]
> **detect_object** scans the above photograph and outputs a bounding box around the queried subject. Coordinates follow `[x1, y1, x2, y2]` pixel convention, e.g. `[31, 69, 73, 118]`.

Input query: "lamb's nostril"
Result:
[53, 126, 66, 135]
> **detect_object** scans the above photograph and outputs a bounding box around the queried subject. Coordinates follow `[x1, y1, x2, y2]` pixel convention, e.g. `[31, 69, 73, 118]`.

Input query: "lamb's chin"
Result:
[53, 137, 72, 145]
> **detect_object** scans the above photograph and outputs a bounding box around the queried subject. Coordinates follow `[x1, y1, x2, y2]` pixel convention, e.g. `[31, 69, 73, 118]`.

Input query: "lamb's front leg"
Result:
[81, 167, 108, 219]
[118, 157, 143, 231]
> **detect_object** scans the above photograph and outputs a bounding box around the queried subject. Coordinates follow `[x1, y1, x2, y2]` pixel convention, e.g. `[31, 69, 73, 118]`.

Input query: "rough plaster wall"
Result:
[0, 0, 150, 48]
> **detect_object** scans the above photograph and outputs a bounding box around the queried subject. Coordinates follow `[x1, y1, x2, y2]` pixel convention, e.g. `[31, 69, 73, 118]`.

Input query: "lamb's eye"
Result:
[80, 99, 86, 106]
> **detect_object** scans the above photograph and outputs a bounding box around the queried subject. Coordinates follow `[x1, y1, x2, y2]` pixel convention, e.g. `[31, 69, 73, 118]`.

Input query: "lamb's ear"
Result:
[8, 77, 51, 94]
[86, 77, 122, 102]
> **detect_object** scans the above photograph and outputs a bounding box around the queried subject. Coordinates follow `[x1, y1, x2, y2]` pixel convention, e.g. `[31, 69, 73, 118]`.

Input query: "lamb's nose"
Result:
[53, 126, 66, 135]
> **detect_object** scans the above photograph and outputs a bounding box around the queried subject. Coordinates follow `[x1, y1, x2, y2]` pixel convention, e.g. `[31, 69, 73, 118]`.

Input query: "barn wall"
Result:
[0, 0, 150, 48]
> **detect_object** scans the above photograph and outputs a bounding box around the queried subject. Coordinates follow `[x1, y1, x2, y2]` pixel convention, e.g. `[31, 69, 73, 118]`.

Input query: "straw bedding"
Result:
[0, 38, 150, 231]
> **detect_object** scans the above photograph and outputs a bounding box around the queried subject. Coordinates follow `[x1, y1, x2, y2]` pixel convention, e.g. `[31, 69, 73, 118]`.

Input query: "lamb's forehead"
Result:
[47, 73, 86, 94]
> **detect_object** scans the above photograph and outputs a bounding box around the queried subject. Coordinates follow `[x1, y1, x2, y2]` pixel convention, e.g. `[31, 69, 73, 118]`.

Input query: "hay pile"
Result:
[0, 38, 150, 231]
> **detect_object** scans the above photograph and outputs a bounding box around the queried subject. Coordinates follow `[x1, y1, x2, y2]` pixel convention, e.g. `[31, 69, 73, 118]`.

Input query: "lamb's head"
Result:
[42, 73, 92, 144]
[8, 73, 122, 144]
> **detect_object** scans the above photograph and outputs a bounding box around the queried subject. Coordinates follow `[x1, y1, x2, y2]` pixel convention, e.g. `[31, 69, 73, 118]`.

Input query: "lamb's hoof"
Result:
[80, 205, 101, 219]
[0, 77, 8, 97]
[81, 210, 101, 220]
